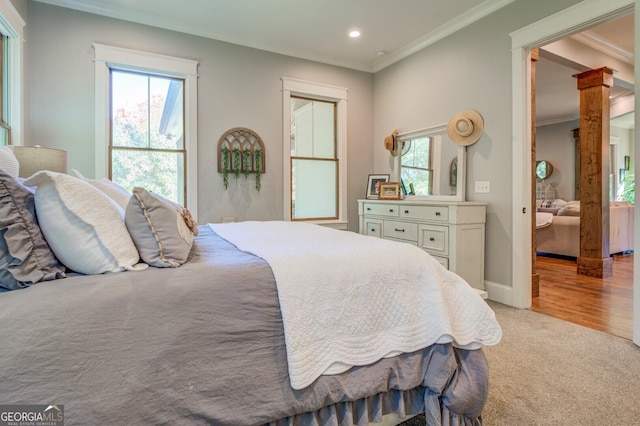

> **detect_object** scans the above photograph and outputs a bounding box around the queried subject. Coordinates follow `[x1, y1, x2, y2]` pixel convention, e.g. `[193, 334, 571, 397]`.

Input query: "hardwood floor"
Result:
[531, 253, 633, 340]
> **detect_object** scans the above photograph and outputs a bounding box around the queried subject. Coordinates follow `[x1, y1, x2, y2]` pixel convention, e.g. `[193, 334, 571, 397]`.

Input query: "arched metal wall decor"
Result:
[217, 127, 265, 190]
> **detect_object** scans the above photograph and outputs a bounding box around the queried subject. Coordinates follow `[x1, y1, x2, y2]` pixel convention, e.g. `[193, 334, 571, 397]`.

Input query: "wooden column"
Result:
[573, 67, 613, 278]
[530, 48, 540, 298]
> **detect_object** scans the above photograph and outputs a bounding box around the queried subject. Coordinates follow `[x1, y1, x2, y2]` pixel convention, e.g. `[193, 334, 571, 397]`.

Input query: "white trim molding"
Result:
[92, 43, 199, 219]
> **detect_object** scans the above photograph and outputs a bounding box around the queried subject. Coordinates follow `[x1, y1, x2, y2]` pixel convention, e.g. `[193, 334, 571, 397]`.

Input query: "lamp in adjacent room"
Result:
[12, 145, 68, 178]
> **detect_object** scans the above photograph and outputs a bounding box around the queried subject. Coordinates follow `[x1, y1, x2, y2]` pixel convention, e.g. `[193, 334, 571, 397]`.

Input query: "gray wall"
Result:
[372, 0, 582, 287]
[20, 0, 593, 290]
[536, 120, 579, 201]
[23, 2, 373, 229]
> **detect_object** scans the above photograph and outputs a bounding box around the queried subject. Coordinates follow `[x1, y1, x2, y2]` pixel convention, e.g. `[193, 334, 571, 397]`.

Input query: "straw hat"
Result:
[384, 130, 398, 156]
[447, 110, 484, 146]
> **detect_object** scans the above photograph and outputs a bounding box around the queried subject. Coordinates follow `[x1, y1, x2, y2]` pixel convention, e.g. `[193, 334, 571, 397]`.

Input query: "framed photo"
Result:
[624, 155, 630, 170]
[366, 174, 390, 199]
[378, 182, 402, 200]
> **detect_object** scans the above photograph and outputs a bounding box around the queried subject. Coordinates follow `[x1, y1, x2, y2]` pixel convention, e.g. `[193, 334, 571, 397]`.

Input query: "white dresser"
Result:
[358, 199, 486, 290]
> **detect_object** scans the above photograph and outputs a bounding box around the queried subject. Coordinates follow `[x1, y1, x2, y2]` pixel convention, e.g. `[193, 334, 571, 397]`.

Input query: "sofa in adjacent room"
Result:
[536, 200, 634, 258]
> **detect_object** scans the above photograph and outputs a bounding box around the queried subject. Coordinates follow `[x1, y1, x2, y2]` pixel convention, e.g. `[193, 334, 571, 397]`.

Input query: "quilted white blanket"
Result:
[209, 221, 502, 390]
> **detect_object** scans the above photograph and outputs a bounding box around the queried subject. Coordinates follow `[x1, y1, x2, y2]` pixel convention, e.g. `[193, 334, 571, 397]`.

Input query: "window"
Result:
[0, 1, 25, 146]
[282, 77, 347, 228]
[290, 97, 337, 220]
[93, 44, 198, 215]
[110, 70, 185, 205]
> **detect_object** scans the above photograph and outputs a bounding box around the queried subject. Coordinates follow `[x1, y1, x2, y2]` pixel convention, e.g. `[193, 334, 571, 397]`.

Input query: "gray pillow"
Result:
[125, 187, 195, 268]
[0, 169, 65, 290]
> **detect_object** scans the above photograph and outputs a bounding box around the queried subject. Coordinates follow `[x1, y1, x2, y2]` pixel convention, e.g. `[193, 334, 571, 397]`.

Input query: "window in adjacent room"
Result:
[282, 77, 347, 228]
[110, 70, 185, 205]
[93, 44, 198, 215]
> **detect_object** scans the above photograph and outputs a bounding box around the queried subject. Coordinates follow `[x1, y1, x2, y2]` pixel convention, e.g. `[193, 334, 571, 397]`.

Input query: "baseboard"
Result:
[484, 280, 514, 306]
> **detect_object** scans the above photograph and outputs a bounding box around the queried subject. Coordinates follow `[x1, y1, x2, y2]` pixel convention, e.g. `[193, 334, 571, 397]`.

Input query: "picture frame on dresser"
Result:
[366, 174, 390, 199]
[378, 182, 402, 200]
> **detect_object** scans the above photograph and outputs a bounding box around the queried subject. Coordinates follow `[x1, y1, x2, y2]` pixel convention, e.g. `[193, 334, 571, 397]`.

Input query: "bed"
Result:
[0, 166, 502, 425]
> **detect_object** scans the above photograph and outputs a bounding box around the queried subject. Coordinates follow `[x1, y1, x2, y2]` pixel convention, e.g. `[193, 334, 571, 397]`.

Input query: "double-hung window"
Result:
[282, 77, 347, 228]
[93, 44, 198, 215]
[0, 1, 24, 146]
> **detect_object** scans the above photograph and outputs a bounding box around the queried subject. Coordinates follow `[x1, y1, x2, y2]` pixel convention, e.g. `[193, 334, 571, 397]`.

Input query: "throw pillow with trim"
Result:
[125, 187, 195, 268]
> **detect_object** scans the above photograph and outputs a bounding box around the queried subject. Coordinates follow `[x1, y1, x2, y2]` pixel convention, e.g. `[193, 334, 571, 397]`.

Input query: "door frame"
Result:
[509, 0, 637, 344]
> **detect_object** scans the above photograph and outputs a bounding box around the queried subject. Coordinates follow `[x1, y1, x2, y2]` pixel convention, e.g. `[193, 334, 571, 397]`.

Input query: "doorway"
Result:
[531, 16, 635, 339]
[509, 0, 638, 346]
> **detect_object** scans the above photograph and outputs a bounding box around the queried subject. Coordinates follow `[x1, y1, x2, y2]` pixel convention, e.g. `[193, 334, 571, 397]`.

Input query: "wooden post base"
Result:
[577, 256, 613, 278]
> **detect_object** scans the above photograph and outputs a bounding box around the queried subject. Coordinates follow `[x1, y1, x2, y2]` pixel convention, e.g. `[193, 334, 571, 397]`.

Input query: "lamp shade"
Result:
[13, 146, 67, 178]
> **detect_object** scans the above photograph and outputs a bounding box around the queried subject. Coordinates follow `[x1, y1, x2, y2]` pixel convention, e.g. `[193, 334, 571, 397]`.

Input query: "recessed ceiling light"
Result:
[348, 30, 361, 38]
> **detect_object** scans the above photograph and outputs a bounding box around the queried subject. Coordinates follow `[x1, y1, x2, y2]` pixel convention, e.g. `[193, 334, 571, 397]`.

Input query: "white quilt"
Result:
[209, 221, 502, 390]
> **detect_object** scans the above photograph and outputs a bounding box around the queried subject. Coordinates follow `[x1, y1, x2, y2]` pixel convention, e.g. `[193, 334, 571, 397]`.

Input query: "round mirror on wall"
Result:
[536, 160, 554, 180]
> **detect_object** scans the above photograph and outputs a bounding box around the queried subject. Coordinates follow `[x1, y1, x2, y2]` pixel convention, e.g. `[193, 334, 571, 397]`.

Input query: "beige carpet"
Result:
[482, 301, 640, 425]
[400, 301, 640, 425]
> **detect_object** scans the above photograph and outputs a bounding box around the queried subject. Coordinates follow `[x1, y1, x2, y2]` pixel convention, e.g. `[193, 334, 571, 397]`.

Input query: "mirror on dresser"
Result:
[395, 123, 466, 201]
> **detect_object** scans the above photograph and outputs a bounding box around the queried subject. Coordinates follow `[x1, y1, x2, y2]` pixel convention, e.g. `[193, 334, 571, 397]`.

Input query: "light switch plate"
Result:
[475, 181, 490, 193]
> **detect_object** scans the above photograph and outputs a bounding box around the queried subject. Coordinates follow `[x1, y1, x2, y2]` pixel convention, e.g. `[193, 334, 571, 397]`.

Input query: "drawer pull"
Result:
[429, 237, 435, 241]
[389, 209, 394, 213]
[395, 228, 405, 232]
[435, 212, 441, 216]
[366, 207, 371, 211]
[404, 210, 409, 214]
[371, 229, 376, 232]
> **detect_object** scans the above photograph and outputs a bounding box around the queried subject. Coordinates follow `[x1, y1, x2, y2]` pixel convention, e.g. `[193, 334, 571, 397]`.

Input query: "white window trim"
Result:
[282, 77, 348, 229]
[0, 0, 25, 146]
[93, 43, 199, 219]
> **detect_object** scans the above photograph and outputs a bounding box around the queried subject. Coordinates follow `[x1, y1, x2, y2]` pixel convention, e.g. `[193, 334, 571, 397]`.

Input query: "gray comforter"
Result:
[0, 226, 489, 425]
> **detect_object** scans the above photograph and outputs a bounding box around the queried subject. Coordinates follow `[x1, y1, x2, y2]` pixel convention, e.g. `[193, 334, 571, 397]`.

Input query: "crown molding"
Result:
[570, 31, 634, 65]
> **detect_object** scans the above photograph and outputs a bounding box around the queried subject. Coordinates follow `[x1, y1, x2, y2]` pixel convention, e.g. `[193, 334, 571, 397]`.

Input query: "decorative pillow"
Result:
[0, 146, 19, 178]
[23, 171, 140, 275]
[558, 201, 580, 216]
[0, 169, 65, 290]
[70, 169, 130, 211]
[125, 187, 195, 267]
[553, 199, 568, 208]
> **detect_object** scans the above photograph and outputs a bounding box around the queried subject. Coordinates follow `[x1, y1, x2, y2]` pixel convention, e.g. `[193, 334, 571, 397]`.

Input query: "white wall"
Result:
[24, 2, 373, 229]
[372, 0, 583, 288]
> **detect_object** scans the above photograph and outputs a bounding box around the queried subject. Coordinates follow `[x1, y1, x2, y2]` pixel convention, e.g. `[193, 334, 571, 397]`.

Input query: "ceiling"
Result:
[34, 0, 516, 72]
[34, 0, 634, 126]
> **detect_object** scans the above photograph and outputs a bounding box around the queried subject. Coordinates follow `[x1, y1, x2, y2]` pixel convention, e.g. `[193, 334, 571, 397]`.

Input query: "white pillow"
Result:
[0, 146, 19, 178]
[70, 169, 130, 211]
[23, 171, 140, 275]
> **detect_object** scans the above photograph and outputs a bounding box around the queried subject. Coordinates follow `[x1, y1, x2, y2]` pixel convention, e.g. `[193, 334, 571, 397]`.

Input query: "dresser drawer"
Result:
[418, 224, 449, 255]
[362, 202, 399, 217]
[383, 220, 418, 242]
[399, 205, 449, 222]
[363, 218, 383, 238]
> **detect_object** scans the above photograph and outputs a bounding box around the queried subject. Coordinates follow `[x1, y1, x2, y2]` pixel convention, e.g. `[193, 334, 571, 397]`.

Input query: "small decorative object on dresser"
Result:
[358, 198, 487, 291]
[365, 173, 389, 199]
[378, 182, 402, 200]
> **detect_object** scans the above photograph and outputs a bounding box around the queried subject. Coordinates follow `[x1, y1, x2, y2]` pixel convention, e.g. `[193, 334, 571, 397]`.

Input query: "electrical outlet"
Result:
[475, 181, 491, 193]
